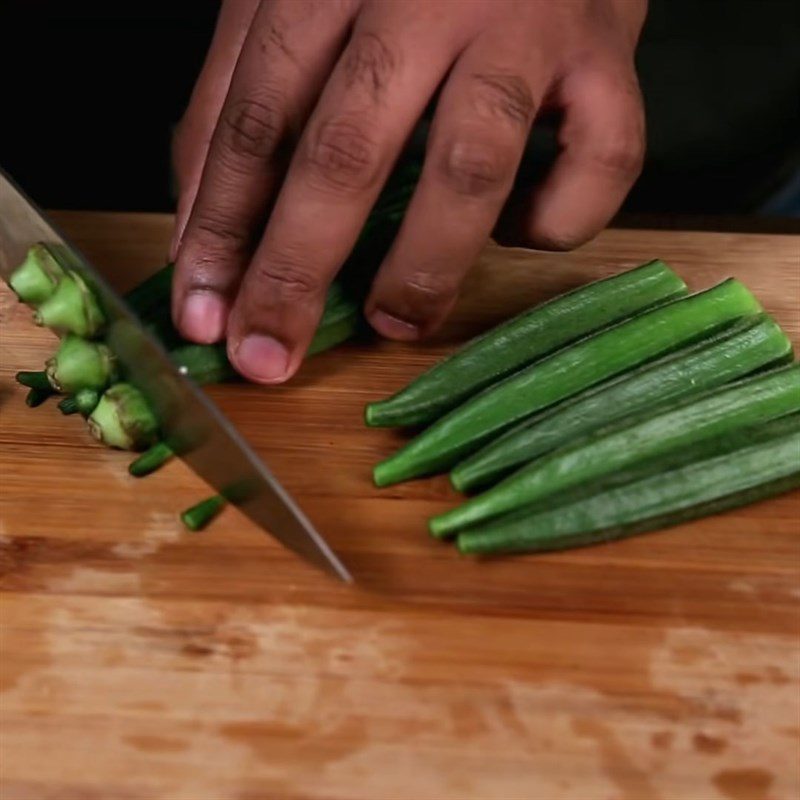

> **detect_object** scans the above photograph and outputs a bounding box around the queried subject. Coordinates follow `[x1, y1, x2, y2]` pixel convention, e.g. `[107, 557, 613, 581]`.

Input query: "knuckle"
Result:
[263, 19, 297, 64]
[576, 69, 645, 180]
[192, 206, 251, 251]
[303, 118, 382, 194]
[343, 32, 397, 103]
[378, 268, 460, 329]
[528, 224, 588, 252]
[221, 96, 283, 160]
[590, 135, 644, 180]
[403, 271, 459, 309]
[471, 72, 536, 128]
[439, 138, 516, 197]
[251, 250, 321, 299]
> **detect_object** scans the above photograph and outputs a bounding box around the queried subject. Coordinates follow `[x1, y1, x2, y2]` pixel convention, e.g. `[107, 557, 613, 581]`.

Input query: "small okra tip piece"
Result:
[129, 441, 174, 478]
[181, 495, 227, 532]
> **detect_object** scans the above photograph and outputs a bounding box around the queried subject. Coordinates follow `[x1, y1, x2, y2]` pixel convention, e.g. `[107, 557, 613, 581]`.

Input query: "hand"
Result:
[171, 0, 647, 384]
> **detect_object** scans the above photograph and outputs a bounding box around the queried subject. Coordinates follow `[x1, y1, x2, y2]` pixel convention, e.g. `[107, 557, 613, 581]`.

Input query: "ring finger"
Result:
[365, 38, 543, 339]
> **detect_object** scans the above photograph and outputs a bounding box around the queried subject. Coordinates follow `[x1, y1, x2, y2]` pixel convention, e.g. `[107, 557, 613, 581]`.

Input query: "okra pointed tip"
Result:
[364, 402, 389, 427]
[372, 462, 393, 488]
[430, 502, 480, 538]
[449, 469, 470, 494]
[455, 534, 476, 555]
[428, 514, 453, 539]
[373, 454, 419, 487]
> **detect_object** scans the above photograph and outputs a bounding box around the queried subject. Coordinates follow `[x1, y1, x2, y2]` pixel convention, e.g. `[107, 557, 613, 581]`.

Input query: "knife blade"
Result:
[0, 168, 351, 582]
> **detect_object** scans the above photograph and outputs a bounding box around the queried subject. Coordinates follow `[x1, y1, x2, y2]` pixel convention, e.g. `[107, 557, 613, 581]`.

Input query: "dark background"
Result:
[1, 0, 799, 226]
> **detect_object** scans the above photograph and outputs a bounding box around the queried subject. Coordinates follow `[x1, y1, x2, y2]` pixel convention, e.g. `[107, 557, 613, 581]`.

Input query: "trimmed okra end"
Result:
[181, 495, 226, 532]
[129, 441, 174, 478]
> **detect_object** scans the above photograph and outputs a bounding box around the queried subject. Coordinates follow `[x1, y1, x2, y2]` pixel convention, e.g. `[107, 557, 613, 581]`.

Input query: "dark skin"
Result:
[171, 0, 647, 384]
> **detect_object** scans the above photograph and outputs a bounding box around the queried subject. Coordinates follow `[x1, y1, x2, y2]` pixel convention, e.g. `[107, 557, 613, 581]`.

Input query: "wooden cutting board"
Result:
[1, 212, 799, 800]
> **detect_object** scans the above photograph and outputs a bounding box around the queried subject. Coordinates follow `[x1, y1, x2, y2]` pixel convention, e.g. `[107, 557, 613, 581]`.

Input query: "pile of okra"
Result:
[367, 260, 800, 556]
[9, 220, 799, 553]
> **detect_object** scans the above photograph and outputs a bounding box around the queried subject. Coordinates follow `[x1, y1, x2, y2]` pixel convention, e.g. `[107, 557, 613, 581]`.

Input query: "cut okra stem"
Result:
[181, 495, 226, 532]
[16, 370, 51, 391]
[129, 442, 174, 477]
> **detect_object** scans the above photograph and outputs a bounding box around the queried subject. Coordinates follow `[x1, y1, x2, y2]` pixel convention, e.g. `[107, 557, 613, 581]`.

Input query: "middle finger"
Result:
[173, 0, 356, 343]
[226, 3, 470, 382]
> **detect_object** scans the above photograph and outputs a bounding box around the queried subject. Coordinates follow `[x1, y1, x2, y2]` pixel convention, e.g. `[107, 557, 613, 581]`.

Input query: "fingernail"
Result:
[232, 334, 290, 383]
[369, 309, 421, 341]
[180, 291, 226, 343]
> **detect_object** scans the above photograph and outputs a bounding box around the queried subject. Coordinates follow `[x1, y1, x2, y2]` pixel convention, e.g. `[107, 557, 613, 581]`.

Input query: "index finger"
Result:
[170, 0, 261, 261]
[172, 0, 355, 345]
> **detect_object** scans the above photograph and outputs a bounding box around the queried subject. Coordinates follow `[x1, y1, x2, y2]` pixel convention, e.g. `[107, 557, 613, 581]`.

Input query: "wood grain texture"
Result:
[1, 211, 799, 800]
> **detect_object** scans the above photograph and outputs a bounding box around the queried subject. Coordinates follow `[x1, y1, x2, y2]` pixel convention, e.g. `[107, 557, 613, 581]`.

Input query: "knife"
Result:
[0, 168, 352, 582]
